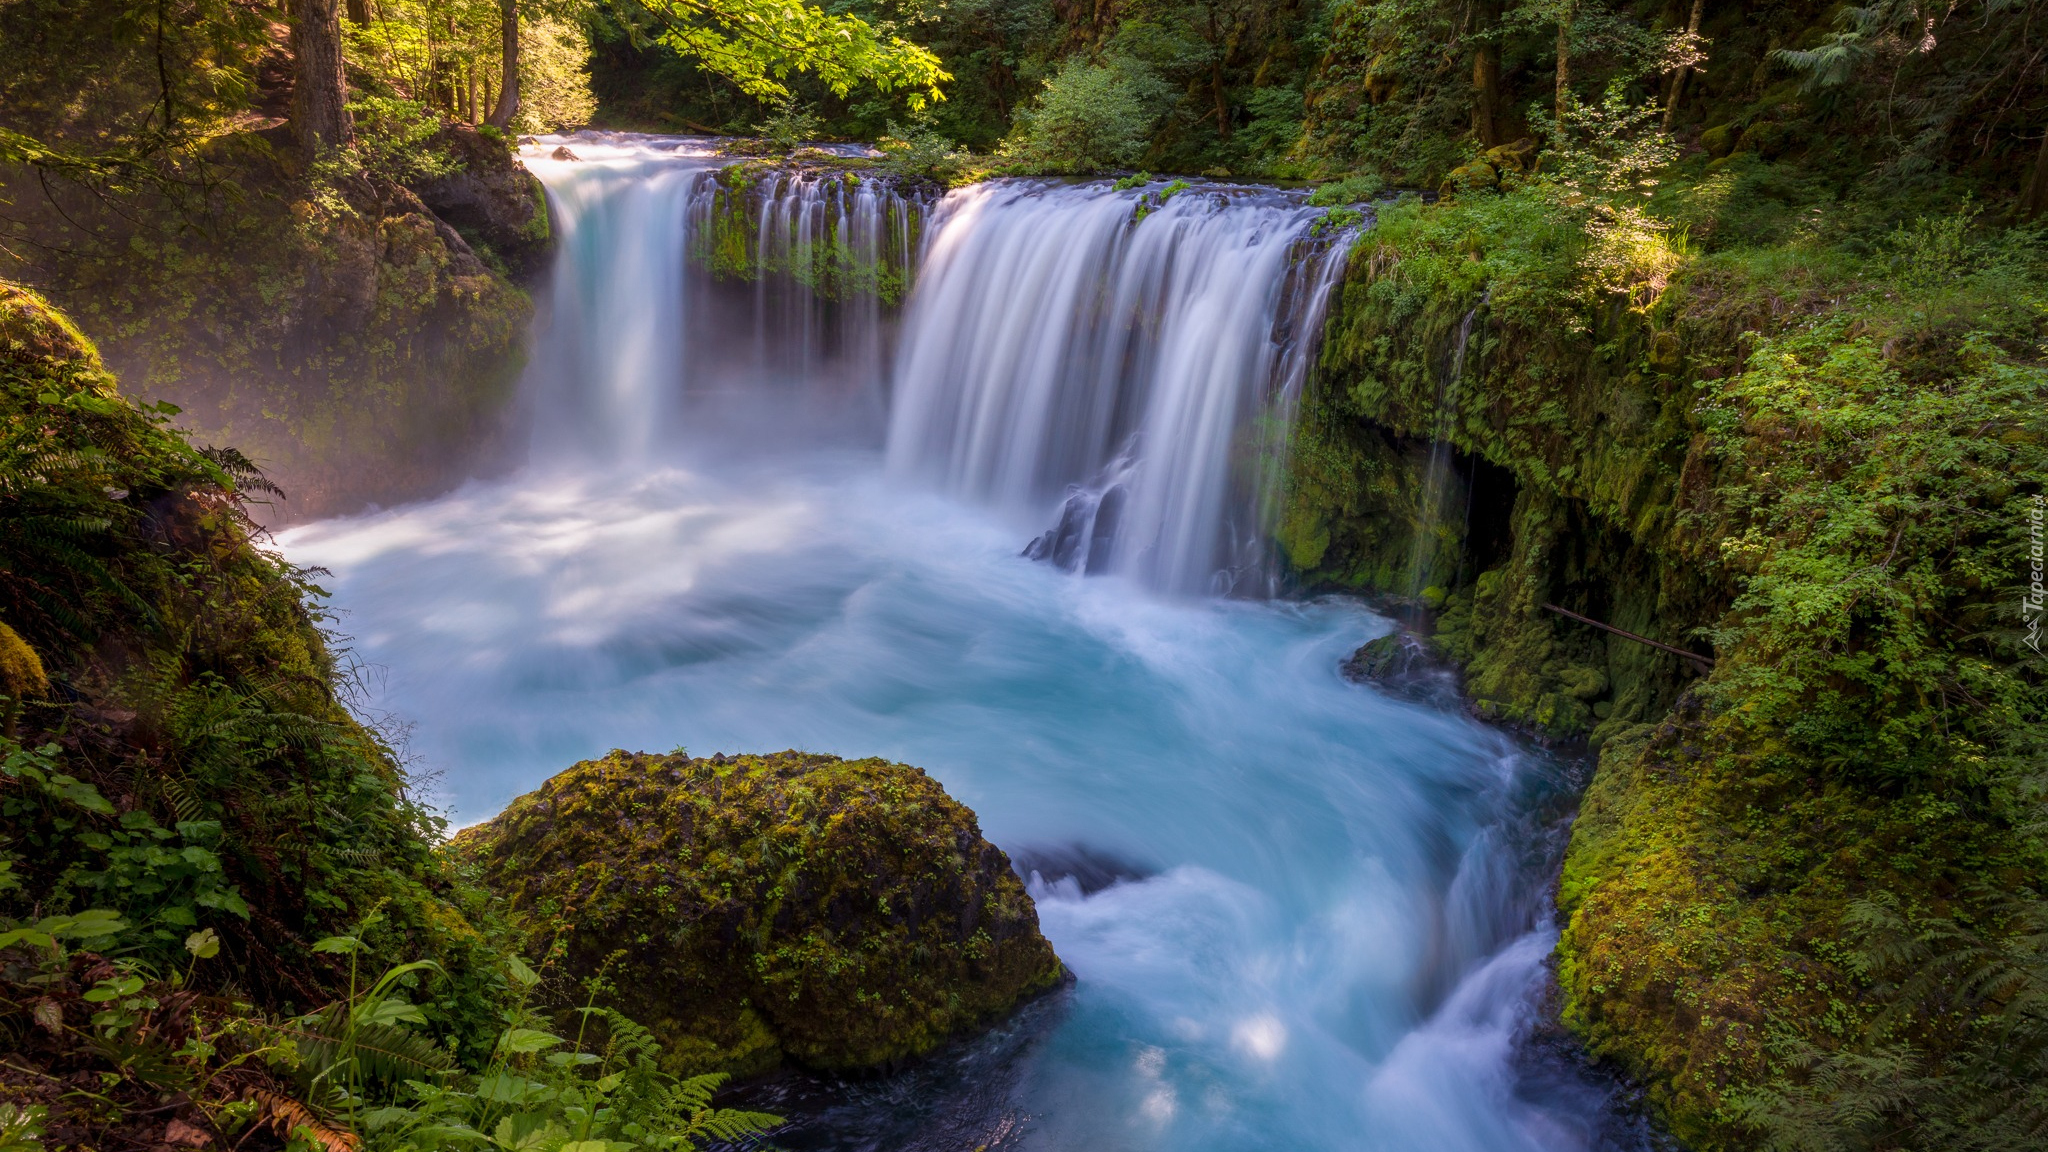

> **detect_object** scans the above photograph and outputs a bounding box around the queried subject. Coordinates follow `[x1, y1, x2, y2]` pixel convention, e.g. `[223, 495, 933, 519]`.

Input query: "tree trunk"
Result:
[1472, 0, 1502, 146]
[487, 0, 520, 130]
[2025, 128, 2048, 221]
[1554, 5, 1573, 124]
[290, 0, 352, 157]
[344, 0, 368, 25]
[1662, 0, 1706, 130]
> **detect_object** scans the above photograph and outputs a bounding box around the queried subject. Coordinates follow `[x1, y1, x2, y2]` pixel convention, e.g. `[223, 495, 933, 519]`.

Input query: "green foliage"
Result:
[273, 924, 784, 1152]
[0, 283, 512, 1041]
[0, 1103, 45, 1152]
[876, 117, 974, 184]
[753, 97, 824, 148]
[627, 0, 949, 110]
[1308, 173, 1384, 206]
[999, 54, 1171, 173]
[1728, 895, 2048, 1150]
[1311, 206, 1366, 237]
[342, 0, 595, 132]
[349, 97, 469, 187]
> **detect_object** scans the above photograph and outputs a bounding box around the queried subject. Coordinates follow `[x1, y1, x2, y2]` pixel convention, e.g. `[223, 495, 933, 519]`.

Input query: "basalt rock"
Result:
[411, 125, 552, 277]
[456, 749, 1065, 1077]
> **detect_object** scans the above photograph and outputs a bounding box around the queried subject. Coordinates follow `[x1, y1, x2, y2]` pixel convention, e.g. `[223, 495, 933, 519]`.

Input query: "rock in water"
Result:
[456, 750, 1065, 1076]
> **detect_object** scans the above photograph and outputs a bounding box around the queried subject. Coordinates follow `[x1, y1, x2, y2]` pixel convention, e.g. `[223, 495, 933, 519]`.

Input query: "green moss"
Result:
[0, 280, 514, 1054]
[456, 749, 1065, 1076]
[1289, 185, 2048, 1145]
[694, 162, 926, 305]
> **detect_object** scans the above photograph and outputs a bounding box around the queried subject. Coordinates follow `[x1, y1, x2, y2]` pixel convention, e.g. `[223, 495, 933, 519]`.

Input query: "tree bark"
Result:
[487, 0, 520, 130]
[1554, 8, 1573, 123]
[290, 0, 352, 157]
[1662, 0, 1706, 130]
[1472, 0, 1502, 146]
[2025, 128, 2048, 221]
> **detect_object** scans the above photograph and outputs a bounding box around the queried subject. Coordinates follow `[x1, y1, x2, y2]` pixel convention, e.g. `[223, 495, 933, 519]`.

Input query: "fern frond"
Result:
[287, 1007, 455, 1085]
[686, 1109, 783, 1144]
[249, 1089, 358, 1152]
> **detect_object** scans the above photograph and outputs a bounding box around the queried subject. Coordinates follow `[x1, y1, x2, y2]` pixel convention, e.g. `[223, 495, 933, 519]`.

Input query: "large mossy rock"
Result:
[457, 749, 1064, 1076]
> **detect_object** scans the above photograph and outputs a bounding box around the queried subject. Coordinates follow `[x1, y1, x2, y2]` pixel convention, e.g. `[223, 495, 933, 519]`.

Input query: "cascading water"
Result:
[887, 180, 1351, 596]
[526, 135, 927, 460]
[278, 135, 1653, 1152]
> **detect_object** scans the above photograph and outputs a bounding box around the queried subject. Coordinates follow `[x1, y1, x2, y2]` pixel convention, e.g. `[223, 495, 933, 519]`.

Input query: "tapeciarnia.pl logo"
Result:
[2028, 494, 2045, 656]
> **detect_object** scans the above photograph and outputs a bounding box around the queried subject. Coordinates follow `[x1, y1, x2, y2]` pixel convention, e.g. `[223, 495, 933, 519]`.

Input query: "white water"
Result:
[889, 179, 1347, 596]
[279, 136, 1639, 1152]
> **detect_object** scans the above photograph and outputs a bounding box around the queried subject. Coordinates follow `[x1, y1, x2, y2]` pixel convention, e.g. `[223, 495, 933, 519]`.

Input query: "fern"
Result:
[649, 1074, 782, 1150]
[288, 1006, 456, 1087]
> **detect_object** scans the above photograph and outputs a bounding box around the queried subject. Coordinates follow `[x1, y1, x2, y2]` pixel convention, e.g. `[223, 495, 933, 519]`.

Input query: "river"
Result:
[280, 135, 1650, 1152]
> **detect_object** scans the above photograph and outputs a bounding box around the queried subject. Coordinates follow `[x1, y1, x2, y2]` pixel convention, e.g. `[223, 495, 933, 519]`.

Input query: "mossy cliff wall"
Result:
[3, 129, 546, 522]
[0, 280, 512, 1049]
[1283, 202, 1725, 749]
[455, 749, 1065, 1078]
[695, 158, 930, 306]
[1283, 192, 2047, 1147]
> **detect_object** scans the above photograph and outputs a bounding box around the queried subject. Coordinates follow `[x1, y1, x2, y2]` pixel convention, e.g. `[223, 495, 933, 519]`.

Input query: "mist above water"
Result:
[279, 135, 1646, 1152]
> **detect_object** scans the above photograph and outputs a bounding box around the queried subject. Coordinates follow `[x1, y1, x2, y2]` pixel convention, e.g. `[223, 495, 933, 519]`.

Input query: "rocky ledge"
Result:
[455, 749, 1065, 1077]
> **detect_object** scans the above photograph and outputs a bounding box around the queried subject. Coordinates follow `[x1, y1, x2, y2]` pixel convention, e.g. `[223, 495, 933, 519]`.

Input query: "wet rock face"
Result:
[411, 125, 551, 275]
[1342, 629, 1462, 709]
[456, 749, 1065, 1077]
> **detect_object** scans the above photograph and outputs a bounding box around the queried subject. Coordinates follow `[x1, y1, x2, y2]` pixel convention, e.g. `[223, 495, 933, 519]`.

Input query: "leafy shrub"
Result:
[1000, 55, 1171, 173]
[1308, 173, 1386, 206]
[347, 96, 464, 185]
[755, 97, 823, 149]
[878, 116, 973, 183]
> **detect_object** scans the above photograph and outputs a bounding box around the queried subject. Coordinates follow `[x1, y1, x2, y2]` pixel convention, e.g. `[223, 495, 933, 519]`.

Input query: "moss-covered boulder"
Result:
[457, 749, 1064, 1076]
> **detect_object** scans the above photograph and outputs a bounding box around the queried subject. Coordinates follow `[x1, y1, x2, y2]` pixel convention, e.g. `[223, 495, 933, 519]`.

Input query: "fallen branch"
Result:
[1541, 603, 1715, 673]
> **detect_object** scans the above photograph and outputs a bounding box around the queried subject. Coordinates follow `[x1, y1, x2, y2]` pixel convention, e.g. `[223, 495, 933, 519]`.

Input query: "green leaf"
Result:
[496, 1027, 563, 1055]
[54, 909, 126, 939]
[311, 934, 362, 955]
[357, 997, 428, 1027]
[46, 774, 114, 815]
[84, 975, 143, 1002]
[489, 1113, 564, 1152]
[184, 928, 220, 958]
[505, 955, 540, 987]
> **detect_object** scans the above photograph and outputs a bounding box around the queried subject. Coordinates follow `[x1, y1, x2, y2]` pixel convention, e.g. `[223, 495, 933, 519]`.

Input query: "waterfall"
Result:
[292, 139, 1652, 1152]
[885, 180, 1354, 596]
[523, 140, 1355, 597]
[523, 136, 930, 462]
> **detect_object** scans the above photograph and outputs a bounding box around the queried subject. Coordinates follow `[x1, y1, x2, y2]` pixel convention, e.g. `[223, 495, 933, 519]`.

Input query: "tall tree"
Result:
[487, 0, 518, 128]
[2026, 127, 2048, 220]
[1554, 0, 1576, 122]
[291, 0, 353, 156]
[1471, 0, 1503, 146]
[1661, 0, 1704, 129]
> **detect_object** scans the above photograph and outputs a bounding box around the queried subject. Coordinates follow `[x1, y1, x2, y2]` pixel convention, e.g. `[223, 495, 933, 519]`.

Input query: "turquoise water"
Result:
[277, 136, 1639, 1150]
[280, 451, 1627, 1152]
